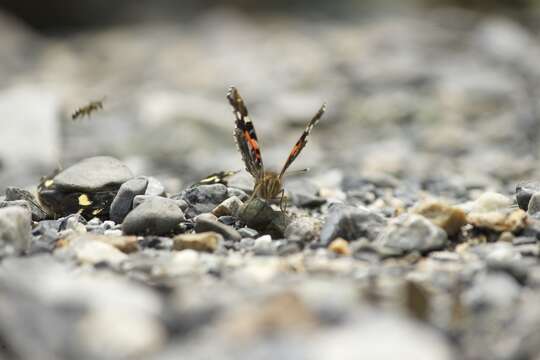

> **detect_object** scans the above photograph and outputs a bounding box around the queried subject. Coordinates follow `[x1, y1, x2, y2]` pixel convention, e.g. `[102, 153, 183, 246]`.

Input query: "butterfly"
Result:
[227, 86, 326, 211]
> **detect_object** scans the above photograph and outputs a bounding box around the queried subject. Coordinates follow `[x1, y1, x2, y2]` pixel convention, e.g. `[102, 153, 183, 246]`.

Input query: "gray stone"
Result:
[145, 176, 166, 196]
[53, 156, 133, 192]
[284, 217, 321, 242]
[238, 198, 276, 230]
[376, 214, 447, 254]
[5, 187, 48, 221]
[0, 207, 32, 253]
[516, 182, 540, 211]
[212, 196, 243, 217]
[319, 204, 386, 246]
[227, 187, 249, 201]
[109, 177, 148, 223]
[286, 179, 326, 207]
[183, 184, 229, 215]
[528, 192, 540, 216]
[122, 197, 185, 236]
[253, 235, 274, 255]
[238, 227, 259, 239]
[463, 272, 520, 310]
[195, 215, 242, 241]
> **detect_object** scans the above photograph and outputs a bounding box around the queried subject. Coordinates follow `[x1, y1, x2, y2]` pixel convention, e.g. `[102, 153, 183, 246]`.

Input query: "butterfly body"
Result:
[227, 86, 325, 211]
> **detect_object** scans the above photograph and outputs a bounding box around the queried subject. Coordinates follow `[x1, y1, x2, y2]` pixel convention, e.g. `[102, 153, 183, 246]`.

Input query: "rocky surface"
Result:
[3, 5, 540, 360]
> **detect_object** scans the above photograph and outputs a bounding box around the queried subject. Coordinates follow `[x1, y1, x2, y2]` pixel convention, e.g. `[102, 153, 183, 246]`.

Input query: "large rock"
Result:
[181, 184, 229, 216]
[319, 204, 386, 246]
[122, 197, 185, 236]
[38, 156, 133, 219]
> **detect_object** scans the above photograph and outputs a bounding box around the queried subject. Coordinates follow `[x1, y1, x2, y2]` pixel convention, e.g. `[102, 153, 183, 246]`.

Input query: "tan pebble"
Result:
[328, 238, 351, 256]
[173, 232, 221, 252]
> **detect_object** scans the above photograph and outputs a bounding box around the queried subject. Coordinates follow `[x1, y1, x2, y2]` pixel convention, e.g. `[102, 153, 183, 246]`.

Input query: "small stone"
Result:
[182, 184, 229, 215]
[238, 198, 277, 230]
[527, 192, 540, 216]
[238, 227, 259, 238]
[412, 199, 466, 237]
[0, 207, 32, 253]
[512, 236, 537, 246]
[467, 209, 527, 233]
[194, 215, 242, 241]
[104, 229, 123, 237]
[319, 204, 386, 246]
[463, 272, 520, 309]
[328, 238, 351, 256]
[195, 212, 218, 222]
[109, 177, 148, 223]
[469, 192, 513, 213]
[218, 216, 236, 226]
[144, 176, 166, 196]
[253, 235, 274, 255]
[80, 234, 138, 253]
[173, 232, 222, 252]
[376, 214, 447, 254]
[227, 187, 248, 201]
[5, 187, 48, 221]
[516, 182, 540, 210]
[286, 179, 326, 207]
[73, 240, 128, 266]
[284, 217, 321, 242]
[212, 196, 243, 217]
[122, 197, 185, 236]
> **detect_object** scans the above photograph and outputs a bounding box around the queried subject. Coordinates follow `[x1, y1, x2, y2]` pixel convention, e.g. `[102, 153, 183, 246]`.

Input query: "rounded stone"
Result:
[109, 177, 148, 224]
[122, 197, 185, 236]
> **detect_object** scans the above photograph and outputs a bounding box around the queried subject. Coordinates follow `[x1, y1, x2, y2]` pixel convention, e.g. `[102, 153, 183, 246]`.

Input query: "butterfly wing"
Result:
[227, 87, 264, 179]
[279, 103, 326, 178]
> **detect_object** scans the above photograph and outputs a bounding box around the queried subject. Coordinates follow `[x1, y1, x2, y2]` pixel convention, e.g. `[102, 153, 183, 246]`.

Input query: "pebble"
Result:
[78, 234, 138, 253]
[72, 239, 128, 266]
[227, 187, 249, 201]
[412, 199, 466, 237]
[286, 179, 326, 207]
[319, 204, 386, 246]
[467, 208, 527, 233]
[238, 227, 259, 239]
[253, 235, 274, 256]
[527, 192, 540, 216]
[182, 184, 229, 215]
[238, 198, 289, 237]
[109, 177, 148, 223]
[144, 176, 166, 196]
[4, 187, 48, 221]
[284, 217, 321, 242]
[195, 215, 242, 241]
[328, 238, 351, 256]
[516, 182, 540, 210]
[463, 272, 520, 310]
[173, 232, 222, 252]
[0, 206, 32, 254]
[376, 214, 448, 254]
[122, 197, 185, 236]
[212, 196, 243, 217]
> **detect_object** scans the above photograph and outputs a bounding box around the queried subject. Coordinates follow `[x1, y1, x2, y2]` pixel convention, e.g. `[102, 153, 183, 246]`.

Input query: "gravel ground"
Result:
[2, 6, 540, 360]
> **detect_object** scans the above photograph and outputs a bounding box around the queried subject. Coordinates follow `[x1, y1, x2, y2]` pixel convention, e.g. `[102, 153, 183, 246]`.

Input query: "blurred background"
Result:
[1, 0, 540, 194]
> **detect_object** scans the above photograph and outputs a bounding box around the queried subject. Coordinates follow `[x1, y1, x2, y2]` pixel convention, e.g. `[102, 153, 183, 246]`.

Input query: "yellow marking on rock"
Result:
[78, 194, 92, 206]
[44, 179, 54, 188]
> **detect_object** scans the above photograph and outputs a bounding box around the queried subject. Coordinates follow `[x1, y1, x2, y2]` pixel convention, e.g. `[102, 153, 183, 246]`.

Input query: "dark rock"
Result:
[37, 156, 133, 219]
[319, 204, 386, 246]
[376, 214, 447, 254]
[5, 187, 48, 221]
[195, 216, 242, 241]
[516, 182, 540, 211]
[109, 177, 148, 223]
[122, 197, 185, 236]
[238, 198, 275, 229]
[0, 207, 32, 254]
[181, 184, 229, 216]
[284, 217, 321, 242]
